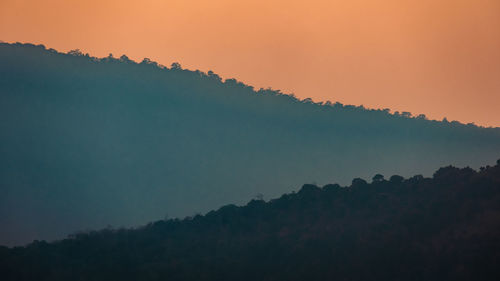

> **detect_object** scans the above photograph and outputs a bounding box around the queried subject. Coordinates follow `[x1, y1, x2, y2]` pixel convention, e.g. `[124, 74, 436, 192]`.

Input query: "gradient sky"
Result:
[1, 0, 499, 126]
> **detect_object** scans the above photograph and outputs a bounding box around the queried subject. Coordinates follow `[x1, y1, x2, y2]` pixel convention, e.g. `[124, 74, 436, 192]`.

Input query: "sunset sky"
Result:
[1, 0, 499, 126]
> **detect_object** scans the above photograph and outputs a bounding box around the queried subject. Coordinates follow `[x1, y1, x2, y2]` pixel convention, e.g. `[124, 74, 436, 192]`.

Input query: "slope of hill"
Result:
[1, 42, 500, 245]
[1, 161, 500, 281]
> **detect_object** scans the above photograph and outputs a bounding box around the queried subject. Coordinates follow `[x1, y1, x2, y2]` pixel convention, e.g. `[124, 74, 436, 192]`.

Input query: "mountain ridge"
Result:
[4, 42, 498, 129]
[1, 161, 500, 280]
[1, 42, 500, 246]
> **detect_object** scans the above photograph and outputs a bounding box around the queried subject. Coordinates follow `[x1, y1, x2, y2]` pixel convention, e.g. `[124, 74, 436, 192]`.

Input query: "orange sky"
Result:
[1, 0, 499, 126]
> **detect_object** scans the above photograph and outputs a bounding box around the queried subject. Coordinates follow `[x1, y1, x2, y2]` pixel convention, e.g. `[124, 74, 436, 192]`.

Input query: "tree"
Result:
[68, 49, 83, 56]
[408, 175, 424, 184]
[401, 111, 412, 118]
[372, 174, 385, 183]
[389, 175, 404, 184]
[352, 178, 367, 186]
[119, 55, 131, 62]
[171, 62, 182, 70]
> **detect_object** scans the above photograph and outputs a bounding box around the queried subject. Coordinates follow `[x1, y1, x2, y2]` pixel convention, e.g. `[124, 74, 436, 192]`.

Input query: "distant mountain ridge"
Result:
[1, 161, 500, 281]
[1, 42, 500, 246]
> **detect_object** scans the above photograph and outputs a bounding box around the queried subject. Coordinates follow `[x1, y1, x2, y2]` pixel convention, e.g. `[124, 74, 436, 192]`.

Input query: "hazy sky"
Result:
[1, 0, 499, 126]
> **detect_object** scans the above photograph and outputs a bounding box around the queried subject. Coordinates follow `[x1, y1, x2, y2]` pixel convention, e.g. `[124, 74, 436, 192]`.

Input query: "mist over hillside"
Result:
[2, 162, 500, 281]
[1, 42, 499, 246]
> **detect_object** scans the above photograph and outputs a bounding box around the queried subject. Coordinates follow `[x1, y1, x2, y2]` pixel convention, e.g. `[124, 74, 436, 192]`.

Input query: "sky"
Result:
[1, 0, 499, 127]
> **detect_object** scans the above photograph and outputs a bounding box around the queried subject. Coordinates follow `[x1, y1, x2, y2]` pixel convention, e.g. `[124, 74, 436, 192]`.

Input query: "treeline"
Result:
[0, 43, 490, 124]
[1, 160, 500, 281]
[2, 42, 500, 246]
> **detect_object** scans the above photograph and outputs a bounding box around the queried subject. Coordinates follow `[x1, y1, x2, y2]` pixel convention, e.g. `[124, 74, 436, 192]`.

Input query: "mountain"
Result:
[1, 161, 500, 281]
[1, 42, 500, 246]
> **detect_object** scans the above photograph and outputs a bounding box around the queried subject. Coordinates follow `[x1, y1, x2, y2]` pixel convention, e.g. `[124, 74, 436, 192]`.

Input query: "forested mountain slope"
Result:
[1, 161, 500, 281]
[1, 42, 499, 245]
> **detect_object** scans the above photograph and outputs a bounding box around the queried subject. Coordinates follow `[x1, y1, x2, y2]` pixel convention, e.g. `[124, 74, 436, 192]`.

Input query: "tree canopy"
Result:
[1, 160, 500, 281]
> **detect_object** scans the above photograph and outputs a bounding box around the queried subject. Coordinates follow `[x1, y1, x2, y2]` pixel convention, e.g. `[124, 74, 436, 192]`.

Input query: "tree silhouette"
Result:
[372, 174, 385, 182]
[389, 175, 404, 183]
[0, 161, 500, 281]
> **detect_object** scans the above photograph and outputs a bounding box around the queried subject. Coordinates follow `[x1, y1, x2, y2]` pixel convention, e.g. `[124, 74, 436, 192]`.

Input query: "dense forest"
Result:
[1, 160, 500, 281]
[1, 42, 500, 245]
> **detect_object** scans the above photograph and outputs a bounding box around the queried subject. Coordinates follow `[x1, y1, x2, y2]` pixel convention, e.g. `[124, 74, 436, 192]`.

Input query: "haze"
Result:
[1, 0, 499, 127]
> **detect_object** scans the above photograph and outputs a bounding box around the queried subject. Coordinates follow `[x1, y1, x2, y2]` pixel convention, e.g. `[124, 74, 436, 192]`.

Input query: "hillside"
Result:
[1, 42, 500, 245]
[1, 161, 500, 281]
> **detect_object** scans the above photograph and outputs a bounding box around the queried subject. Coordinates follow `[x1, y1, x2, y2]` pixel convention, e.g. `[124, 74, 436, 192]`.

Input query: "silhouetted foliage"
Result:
[1, 161, 500, 281]
[1, 42, 500, 246]
[67, 49, 84, 56]
[171, 62, 182, 70]
[372, 174, 385, 182]
[352, 178, 368, 187]
[389, 175, 404, 183]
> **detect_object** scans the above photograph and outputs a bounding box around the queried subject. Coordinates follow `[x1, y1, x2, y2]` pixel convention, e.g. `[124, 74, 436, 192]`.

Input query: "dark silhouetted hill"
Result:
[1, 161, 500, 281]
[1, 42, 500, 245]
